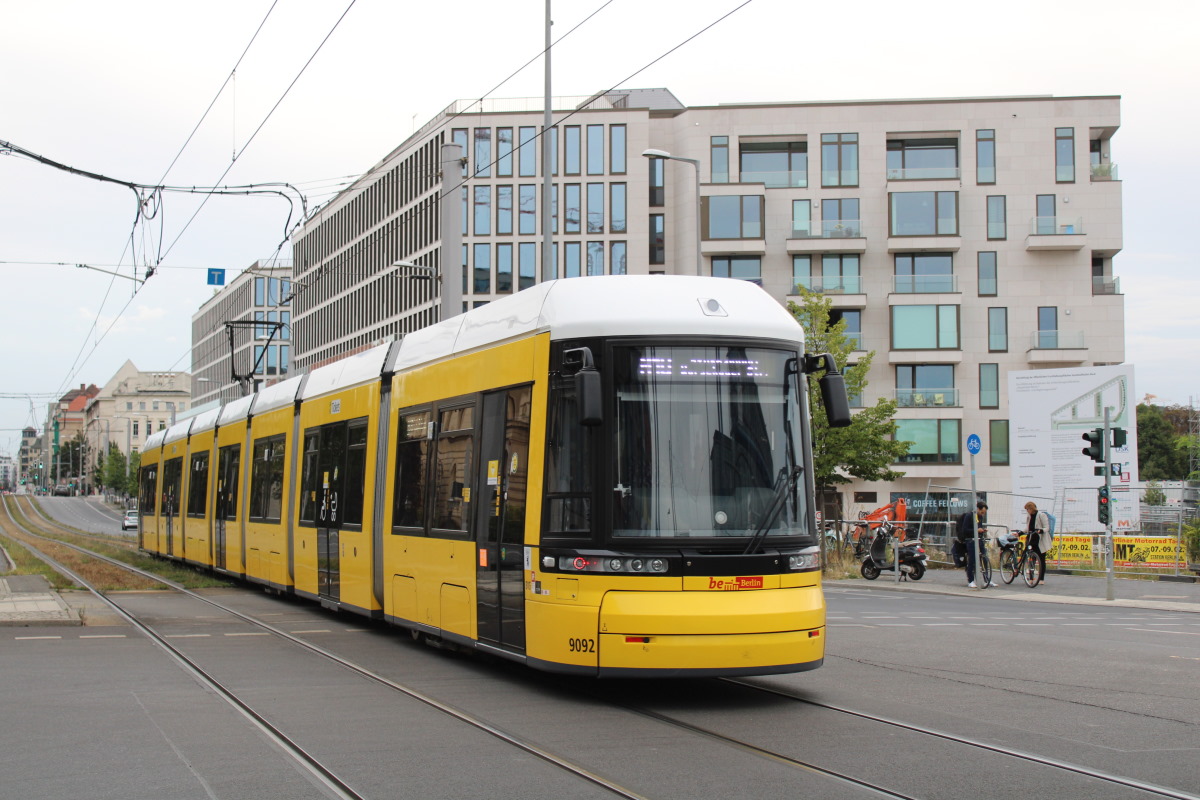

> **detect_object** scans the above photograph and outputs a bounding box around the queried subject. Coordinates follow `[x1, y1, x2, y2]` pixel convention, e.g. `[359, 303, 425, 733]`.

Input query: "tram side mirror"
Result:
[565, 347, 603, 427]
[805, 353, 852, 428]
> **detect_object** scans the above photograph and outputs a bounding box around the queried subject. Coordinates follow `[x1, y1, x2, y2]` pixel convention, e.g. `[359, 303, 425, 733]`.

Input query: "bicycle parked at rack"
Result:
[998, 531, 1042, 587]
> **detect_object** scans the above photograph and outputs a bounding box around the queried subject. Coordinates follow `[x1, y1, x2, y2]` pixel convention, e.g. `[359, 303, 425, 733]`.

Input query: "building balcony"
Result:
[700, 238, 766, 256]
[739, 169, 807, 188]
[1090, 162, 1119, 181]
[1026, 217, 1086, 251]
[893, 275, 958, 294]
[886, 166, 961, 181]
[1026, 329, 1087, 364]
[887, 235, 961, 253]
[793, 276, 862, 294]
[786, 220, 866, 253]
[895, 388, 959, 408]
[1092, 276, 1121, 295]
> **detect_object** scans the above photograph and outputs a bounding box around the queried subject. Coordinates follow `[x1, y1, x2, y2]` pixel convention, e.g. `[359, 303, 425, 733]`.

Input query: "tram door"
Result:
[315, 423, 347, 603]
[162, 457, 183, 557]
[475, 386, 532, 651]
[213, 445, 240, 571]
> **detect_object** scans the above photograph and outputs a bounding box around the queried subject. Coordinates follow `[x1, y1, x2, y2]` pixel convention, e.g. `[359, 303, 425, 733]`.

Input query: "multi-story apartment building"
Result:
[191, 261, 293, 405]
[18, 426, 40, 489]
[0, 453, 15, 491]
[288, 90, 1123, 517]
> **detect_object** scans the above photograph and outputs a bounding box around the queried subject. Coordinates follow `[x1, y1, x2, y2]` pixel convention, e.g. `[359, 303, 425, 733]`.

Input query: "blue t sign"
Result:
[966, 434, 982, 455]
[207, 268, 226, 286]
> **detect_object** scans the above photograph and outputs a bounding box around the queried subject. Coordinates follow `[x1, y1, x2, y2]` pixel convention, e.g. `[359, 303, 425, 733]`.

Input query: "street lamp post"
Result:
[642, 148, 703, 276]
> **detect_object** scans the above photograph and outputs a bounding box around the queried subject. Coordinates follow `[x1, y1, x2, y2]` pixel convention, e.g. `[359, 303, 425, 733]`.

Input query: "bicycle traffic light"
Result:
[1097, 485, 1111, 525]
[1082, 428, 1105, 463]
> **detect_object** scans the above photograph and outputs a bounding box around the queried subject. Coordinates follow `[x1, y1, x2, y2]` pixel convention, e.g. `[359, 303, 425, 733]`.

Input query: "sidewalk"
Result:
[840, 568, 1200, 614]
[0, 575, 81, 626]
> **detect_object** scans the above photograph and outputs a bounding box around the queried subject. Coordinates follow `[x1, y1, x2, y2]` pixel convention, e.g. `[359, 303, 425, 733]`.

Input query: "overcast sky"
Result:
[2, 0, 1197, 456]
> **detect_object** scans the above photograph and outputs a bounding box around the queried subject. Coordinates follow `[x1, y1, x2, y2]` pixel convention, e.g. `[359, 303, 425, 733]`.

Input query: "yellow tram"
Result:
[139, 275, 849, 677]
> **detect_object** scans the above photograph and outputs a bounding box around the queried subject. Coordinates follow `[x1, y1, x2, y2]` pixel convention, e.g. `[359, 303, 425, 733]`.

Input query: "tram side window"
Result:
[393, 411, 431, 530]
[434, 406, 474, 533]
[187, 453, 209, 517]
[139, 466, 158, 514]
[343, 422, 368, 527]
[216, 445, 240, 521]
[545, 374, 592, 537]
[162, 457, 183, 518]
[299, 432, 320, 525]
[250, 434, 286, 522]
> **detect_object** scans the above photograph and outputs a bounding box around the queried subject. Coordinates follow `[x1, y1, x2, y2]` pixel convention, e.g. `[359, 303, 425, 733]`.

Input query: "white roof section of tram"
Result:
[218, 394, 255, 426]
[300, 342, 392, 400]
[144, 429, 166, 451]
[187, 406, 222, 436]
[249, 374, 304, 416]
[163, 418, 193, 446]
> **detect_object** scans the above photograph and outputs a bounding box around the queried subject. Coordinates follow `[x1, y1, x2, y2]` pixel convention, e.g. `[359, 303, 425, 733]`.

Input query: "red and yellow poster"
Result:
[1112, 536, 1187, 569]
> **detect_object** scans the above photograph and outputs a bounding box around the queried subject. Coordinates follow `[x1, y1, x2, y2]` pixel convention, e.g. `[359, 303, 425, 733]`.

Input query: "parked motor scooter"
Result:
[859, 520, 928, 580]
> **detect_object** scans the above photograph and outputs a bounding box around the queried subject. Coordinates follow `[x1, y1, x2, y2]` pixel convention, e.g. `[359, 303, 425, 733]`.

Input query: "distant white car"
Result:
[121, 510, 139, 531]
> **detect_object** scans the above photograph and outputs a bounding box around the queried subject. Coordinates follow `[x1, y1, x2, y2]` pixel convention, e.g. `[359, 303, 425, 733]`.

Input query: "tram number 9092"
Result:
[567, 637, 596, 653]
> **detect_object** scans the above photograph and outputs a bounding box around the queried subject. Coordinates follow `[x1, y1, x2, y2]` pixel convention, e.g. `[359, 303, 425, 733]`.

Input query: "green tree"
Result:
[100, 443, 129, 495]
[1143, 480, 1167, 507]
[1137, 403, 1188, 480]
[788, 289, 909, 505]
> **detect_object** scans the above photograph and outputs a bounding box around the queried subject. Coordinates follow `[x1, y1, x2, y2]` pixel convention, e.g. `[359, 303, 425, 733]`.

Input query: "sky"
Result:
[2, 0, 1198, 457]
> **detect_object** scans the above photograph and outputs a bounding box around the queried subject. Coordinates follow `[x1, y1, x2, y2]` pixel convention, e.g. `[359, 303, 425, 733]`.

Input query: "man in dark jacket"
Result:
[957, 501, 993, 588]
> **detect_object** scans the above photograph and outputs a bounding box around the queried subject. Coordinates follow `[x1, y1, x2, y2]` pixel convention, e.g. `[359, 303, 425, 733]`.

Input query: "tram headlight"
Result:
[649, 558, 667, 573]
[629, 558, 644, 572]
[553, 553, 672, 574]
[788, 547, 821, 571]
[608, 558, 625, 572]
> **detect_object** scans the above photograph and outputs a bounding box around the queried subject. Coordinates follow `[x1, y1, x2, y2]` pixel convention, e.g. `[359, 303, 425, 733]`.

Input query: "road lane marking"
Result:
[15, 636, 62, 640]
[1130, 628, 1200, 637]
[81, 635, 127, 639]
[167, 634, 211, 638]
[225, 632, 270, 636]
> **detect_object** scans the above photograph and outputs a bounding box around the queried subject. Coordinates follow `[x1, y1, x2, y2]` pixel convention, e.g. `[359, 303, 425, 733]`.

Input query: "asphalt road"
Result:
[32, 495, 133, 537]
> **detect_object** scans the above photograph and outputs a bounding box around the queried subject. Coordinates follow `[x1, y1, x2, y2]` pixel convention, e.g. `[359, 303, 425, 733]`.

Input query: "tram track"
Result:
[8, 498, 1198, 800]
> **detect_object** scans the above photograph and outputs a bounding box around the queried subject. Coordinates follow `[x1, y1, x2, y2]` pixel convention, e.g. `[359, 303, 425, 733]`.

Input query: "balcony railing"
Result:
[1090, 162, 1119, 181]
[886, 167, 961, 181]
[1029, 330, 1085, 350]
[893, 274, 958, 293]
[790, 220, 863, 239]
[1030, 216, 1084, 235]
[793, 276, 862, 294]
[896, 388, 959, 408]
[1092, 276, 1121, 295]
[740, 170, 807, 188]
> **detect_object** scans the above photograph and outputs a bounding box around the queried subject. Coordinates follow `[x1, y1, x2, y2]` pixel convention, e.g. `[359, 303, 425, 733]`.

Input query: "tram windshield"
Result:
[611, 344, 807, 539]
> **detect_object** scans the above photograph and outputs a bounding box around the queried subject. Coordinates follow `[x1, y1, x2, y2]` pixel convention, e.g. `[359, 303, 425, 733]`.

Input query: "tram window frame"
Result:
[216, 444, 241, 522]
[542, 342, 600, 544]
[392, 408, 434, 534]
[139, 466, 158, 515]
[298, 430, 321, 525]
[249, 433, 287, 523]
[186, 452, 210, 518]
[162, 456, 184, 519]
[431, 402, 476, 538]
[342, 420, 369, 529]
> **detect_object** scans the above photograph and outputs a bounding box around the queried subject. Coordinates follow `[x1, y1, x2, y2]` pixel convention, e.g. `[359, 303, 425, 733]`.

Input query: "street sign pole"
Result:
[966, 434, 984, 589]
[1104, 407, 1114, 601]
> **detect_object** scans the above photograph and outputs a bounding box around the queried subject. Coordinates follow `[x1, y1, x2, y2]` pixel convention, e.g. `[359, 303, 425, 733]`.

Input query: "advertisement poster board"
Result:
[1008, 365, 1139, 532]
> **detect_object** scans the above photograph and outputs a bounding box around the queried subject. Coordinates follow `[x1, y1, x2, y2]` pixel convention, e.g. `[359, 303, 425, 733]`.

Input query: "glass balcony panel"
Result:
[1030, 217, 1083, 235]
[794, 275, 862, 294]
[1029, 330, 1085, 349]
[886, 166, 961, 180]
[740, 170, 807, 188]
[821, 219, 863, 237]
[1090, 163, 1118, 181]
[1092, 276, 1121, 295]
[893, 275, 957, 293]
[895, 388, 959, 408]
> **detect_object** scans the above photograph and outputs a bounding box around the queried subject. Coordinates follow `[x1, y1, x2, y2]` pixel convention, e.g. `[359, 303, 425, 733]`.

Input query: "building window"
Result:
[1055, 127, 1075, 183]
[988, 307, 1008, 352]
[1037, 307, 1059, 348]
[497, 128, 513, 177]
[890, 191, 958, 236]
[473, 244, 490, 293]
[821, 132, 858, 187]
[518, 127, 537, 177]
[891, 305, 959, 350]
[564, 184, 581, 234]
[990, 420, 1010, 465]
[649, 157, 664, 206]
[794, 254, 861, 294]
[587, 242, 604, 276]
[894, 253, 953, 293]
[133, 421, 139, 437]
[702, 195, 764, 239]
[564, 126, 581, 175]
[649, 214, 665, 265]
[497, 186, 513, 235]
[497, 244, 513, 293]
[1035, 194, 1056, 234]
[254, 277, 265, 306]
[978, 252, 997, 296]
[986, 195, 1006, 240]
[976, 129, 996, 184]
[518, 185, 536, 235]
[461, 187, 468, 235]
[740, 140, 807, 187]
[453, 128, 468, 176]
[518, 242, 536, 290]
[586, 125, 604, 175]
[473, 186, 491, 235]
[712, 256, 762, 284]
[791, 200, 812, 238]
[979, 363, 999, 408]
[886, 137, 958, 180]
[710, 135, 729, 184]
[896, 364, 955, 407]
[564, 242, 581, 278]
[611, 241, 627, 275]
[822, 198, 861, 237]
[610, 183, 627, 233]
[610, 125, 626, 174]
[895, 418, 961, 464]
[473, 128, 491, 177]
[830, 309, 862, 350]
[586, 183, 604, 233]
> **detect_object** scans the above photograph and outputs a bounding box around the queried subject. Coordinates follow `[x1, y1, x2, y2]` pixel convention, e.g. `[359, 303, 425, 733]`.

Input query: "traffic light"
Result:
[1111, 427, 1127, 449]
[1097, 485, 1111, 525]
[1082, 428, 1105, 462]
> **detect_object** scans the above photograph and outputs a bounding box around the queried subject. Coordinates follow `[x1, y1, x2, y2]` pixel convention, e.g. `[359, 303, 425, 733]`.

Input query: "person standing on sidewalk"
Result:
[957, 501, 994, 588]
[1023, 501, 1052, 583]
